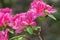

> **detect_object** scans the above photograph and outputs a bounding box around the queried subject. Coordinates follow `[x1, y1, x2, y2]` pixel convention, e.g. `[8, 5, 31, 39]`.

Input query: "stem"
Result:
[37, 16, 45, 40]
[38, 32, 43, 40]
[38, 27, 44, 40]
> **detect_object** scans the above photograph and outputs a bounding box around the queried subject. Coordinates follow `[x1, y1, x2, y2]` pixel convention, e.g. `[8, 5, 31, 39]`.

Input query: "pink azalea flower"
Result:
[9, 12, 37, 34]
[0, 8, 12, 14]
[9, 13, 26, 29]
[45, 5, 57, 14]
[0, 29, 9, 40]
[24, 11, 37, 26]
[0, 8, 12, 27]
[9, 13, 26, 34]
[30, 0, 57, 16]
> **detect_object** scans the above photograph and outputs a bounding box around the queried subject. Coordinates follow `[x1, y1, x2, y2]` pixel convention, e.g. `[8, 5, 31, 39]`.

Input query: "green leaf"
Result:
[48, 15, 56, 20]
[9, 35, 24, 40]
[36, 16, 45, 25]
[26, 27, 33, 34]
[9, 29, 14, 34]
[34, 27, 40, 30]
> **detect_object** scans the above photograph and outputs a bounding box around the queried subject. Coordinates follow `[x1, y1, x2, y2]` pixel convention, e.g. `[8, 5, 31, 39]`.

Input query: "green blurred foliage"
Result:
[0, 0, 12, 8]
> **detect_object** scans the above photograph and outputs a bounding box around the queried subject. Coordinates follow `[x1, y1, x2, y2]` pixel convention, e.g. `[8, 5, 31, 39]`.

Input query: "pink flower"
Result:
[0, 29, 9, 40]
[30, 22, 36, 27]
[30, 0, 56, 16]
[9, 13, 26, 34]
[45, 5, 57, 14]
[9, 12, 37, 34]
[9, 13, 26, 29]
[24, 11, 37, 26]
[0, 8, 12, 27]
[0, 8, 12, 14]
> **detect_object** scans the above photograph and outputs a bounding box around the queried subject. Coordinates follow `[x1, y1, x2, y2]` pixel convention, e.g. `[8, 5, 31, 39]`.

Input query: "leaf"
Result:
[48, 15, 56, 20]
[26, 27, 33, 34]
[9, 35, 24, 40]
[34, 27, 40, 30]
[9, 29, 14, 34]
[37, 16, 45, 25]
[37, 17, 44, 22]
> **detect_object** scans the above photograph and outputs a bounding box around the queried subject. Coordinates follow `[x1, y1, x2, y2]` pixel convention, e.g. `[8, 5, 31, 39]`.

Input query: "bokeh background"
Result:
[0, 0, 60, 40]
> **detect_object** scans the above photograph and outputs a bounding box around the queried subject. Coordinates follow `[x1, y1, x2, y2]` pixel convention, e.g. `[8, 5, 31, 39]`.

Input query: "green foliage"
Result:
[9, 29, 14, 34]
[26, 26, 33, 34]
[34, 26, 40, 30]
[9, 35, 25, 40]
[36, 16, 45, 26]
[48, 15, 56, 20]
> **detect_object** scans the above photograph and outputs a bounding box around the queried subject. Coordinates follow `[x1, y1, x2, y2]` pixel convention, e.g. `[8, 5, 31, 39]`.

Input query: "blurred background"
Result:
[0, 0, 60, 40]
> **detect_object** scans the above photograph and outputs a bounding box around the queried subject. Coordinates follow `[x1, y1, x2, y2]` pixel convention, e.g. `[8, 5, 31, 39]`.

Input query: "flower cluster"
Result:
[9, 12, 37, 34]
[30, 0, 56, 16]
[0, 8, 12, 27]
[0, 0, 56, 40]
[0, 29, 8, 40]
